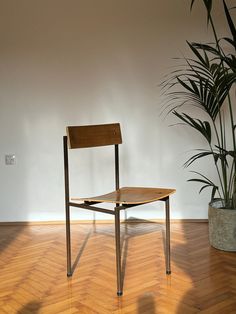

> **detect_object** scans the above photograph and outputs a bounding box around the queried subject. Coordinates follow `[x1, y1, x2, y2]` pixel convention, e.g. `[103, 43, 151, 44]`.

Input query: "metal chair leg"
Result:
[115, 208, 122, 296]
[64, 136, 72, 277]
[165, 197, 171, 274]
[66, 203, 72, 276]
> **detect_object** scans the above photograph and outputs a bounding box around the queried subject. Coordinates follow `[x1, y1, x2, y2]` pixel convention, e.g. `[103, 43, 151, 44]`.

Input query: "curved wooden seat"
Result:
[72, 187, 176, 205]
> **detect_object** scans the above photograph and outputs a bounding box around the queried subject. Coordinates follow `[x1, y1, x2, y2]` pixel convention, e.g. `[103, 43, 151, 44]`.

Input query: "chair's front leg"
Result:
[66, 203, 72, 276]
[64, 136, 72, 277]
[115, 208, 122, 296]
[165, 197, 171, 274]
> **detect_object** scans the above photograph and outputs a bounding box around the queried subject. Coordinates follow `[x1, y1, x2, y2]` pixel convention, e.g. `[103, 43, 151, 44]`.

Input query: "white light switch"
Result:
[5, 154, 16, 165]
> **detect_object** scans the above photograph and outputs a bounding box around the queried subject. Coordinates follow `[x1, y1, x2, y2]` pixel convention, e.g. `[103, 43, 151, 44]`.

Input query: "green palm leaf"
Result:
[164, 42, 236, 121]
[162, 0, 236, 207]
[184, 150, 214, 168]
[223, 0, 236, 50]
[173, 112, 212, 143]
[188, 171, 218, 200]
[190, 0, 212, 23]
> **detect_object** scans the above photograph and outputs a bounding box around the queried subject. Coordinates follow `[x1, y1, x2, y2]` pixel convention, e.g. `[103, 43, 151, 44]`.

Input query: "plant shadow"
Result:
[172, 222, 236, 313]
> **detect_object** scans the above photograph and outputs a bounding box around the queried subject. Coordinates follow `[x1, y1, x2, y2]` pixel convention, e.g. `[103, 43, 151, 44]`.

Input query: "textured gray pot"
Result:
[208, 199, 236, 251]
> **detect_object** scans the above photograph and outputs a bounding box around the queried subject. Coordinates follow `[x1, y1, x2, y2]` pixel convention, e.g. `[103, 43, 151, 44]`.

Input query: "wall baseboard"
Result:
[0, 219, 208, 226]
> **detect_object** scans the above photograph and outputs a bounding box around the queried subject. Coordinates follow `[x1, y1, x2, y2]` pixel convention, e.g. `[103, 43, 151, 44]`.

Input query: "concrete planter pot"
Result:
[208, 199, 236, 251]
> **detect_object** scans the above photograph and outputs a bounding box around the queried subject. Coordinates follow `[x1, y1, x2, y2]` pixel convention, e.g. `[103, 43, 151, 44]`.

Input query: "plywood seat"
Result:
[72, 187, 175, 205]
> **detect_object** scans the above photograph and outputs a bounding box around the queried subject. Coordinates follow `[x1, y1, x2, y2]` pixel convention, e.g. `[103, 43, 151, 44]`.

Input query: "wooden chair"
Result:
[63, 123, 175, 296]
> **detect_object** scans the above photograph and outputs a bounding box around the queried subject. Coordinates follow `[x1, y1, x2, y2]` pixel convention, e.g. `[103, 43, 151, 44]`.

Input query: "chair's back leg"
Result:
[165, 197, 171, 274]
[114, 144, 120, 191]
[63, 136, 72, 276]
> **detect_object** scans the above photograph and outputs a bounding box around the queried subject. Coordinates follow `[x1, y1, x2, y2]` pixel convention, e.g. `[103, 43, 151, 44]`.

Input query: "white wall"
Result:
[0, 0, 228, 222]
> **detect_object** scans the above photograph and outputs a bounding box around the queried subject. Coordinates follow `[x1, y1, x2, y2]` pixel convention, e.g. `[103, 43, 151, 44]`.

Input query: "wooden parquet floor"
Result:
[0, 222, 235, 314]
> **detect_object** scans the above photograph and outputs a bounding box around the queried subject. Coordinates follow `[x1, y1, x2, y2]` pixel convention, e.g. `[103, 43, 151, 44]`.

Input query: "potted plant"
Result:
[162, 0, 236, 251]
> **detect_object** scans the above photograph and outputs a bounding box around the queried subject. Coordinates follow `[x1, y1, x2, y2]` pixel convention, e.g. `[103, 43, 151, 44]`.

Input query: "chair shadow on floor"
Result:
[0, 225, 26, 256]
[71, 230, 92, 274]
[138, 294, 156, 314]
[69, 216, 165, 295]
[120, 217, 165, 293]
[17, 301, 42, 314]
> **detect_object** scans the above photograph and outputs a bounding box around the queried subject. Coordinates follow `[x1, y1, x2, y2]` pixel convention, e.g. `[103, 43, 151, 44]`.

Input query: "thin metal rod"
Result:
[63, 136, 72, 276]
[114, 203, 146, 210]
[115, 208, 122, 296]
[69, 202, 115, 215]
[115, 144, 122, 295]
[125, 210, 128, 235]
[115, 144, 120, 190]
[165, 197, 171, 274]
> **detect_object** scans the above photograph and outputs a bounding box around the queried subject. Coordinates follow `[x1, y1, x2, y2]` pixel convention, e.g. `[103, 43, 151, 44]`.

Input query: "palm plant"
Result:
[163, 0, 236, 208]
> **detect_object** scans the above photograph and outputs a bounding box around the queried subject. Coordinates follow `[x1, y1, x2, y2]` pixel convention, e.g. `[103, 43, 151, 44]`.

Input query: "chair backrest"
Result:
[67, 123, 122, 149]
[64, 123, 122, 192]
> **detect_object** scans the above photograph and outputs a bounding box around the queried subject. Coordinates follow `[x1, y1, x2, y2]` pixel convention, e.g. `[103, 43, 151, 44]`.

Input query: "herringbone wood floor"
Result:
[0, 222, 235, 314]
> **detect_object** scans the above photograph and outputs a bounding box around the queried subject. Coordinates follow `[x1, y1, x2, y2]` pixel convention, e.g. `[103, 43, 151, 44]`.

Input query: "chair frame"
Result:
[63, 131, 171, 296]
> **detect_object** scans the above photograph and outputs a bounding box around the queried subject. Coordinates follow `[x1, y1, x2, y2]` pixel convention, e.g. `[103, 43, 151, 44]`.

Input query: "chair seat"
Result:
[72, 187, 175, 205]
